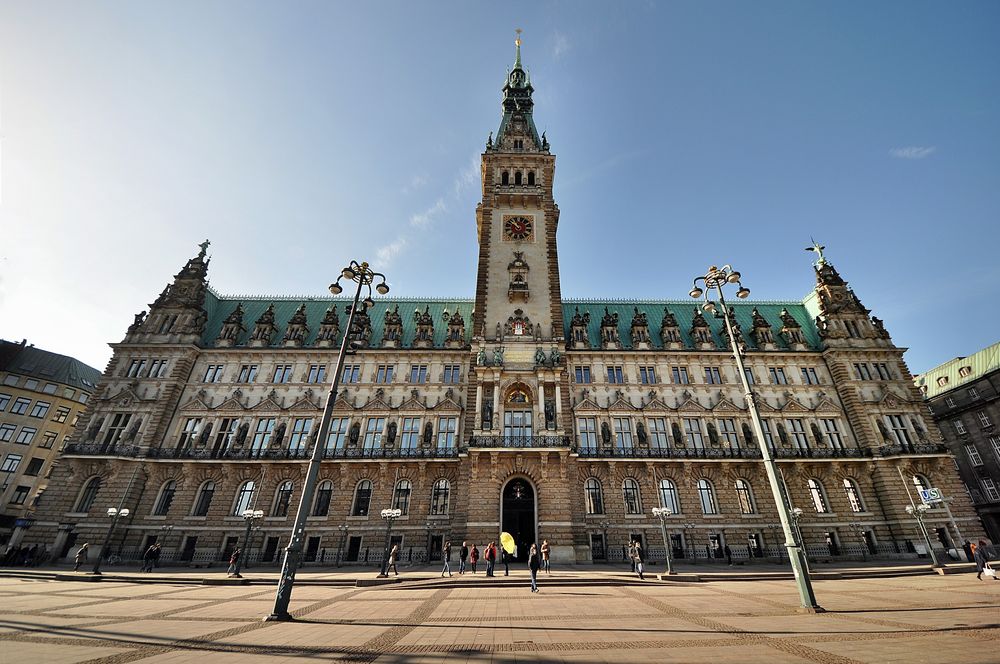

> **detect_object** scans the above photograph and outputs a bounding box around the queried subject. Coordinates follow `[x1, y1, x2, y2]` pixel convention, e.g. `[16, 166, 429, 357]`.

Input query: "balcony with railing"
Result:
[576, 445, 874, 460]
[61, 442, 142, 458]
[468, 435, 573, 449]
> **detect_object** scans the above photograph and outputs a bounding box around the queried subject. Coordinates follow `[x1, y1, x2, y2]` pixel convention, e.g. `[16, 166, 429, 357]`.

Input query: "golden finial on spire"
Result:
[515, 28, 522, 47]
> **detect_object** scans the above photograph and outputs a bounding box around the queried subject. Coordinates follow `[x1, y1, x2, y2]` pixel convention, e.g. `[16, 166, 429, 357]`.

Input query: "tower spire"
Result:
[514, 28, 523, 68]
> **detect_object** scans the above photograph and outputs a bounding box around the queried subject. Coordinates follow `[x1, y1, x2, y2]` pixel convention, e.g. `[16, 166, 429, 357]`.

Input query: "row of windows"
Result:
[944, 387, 980, 407]
[0, 454, 45, 477]
[207, 363, 464, 385]
[853, 362, 895, 381]
[582, 475, 869, 516]
[0, 394, 78, 424]
[0, 423, 58, 448]
[2, 373, 92, 398]
[964, 436, 1000, 468]
[952, 411, 994, 435]
[125, 358, 170, 379]
[498, 169, 537, 186]
[574, 365, 822, 386]
[575, 416, 846, 450]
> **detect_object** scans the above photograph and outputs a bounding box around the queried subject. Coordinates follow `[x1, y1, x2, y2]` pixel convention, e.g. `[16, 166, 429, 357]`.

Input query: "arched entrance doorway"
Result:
[501, 478, 536, 563]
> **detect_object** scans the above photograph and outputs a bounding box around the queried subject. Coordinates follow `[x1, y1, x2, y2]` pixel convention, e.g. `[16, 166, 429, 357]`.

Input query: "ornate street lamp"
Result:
[91, 507, 129, 575]
[651, 507, 676, 576]
[789, 507, 811, 573]
[848, 522, 867, 562]
[905, 503, 941, 568]
[689, 264, 823, 612]
[377, 508, 402, 577]
[231, 509, 264, 578]
[267, 261, 390, 621]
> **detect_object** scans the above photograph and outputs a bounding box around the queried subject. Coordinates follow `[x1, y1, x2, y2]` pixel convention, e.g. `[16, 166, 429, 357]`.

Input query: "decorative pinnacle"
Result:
[514, 28, 523, 67]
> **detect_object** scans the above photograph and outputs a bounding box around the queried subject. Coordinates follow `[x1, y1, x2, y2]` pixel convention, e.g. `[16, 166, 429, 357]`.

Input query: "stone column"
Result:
[475, 384, 483, 433]
[492, 378, 501, 431]
[554, 382, 563, 433]
[536, 379, 547, 434]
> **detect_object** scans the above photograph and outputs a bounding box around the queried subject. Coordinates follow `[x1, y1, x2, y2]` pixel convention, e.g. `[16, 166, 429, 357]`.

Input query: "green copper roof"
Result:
[915, 340, 1000, 399]
[561, 301, 821, 351]
[0, 339, 103, 392]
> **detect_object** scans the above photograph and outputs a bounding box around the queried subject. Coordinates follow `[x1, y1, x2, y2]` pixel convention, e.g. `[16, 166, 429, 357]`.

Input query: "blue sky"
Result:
[0, 1, 997, 373]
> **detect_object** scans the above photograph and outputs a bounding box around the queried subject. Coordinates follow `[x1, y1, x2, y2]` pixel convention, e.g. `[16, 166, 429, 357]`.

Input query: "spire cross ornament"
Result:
[515, 28, 522, 47]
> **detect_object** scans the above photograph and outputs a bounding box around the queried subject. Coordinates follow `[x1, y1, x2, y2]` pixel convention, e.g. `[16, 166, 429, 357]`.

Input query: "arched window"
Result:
[352, 480, 373, 516]
[843, 478, 865, 513]
[912, 474, 931, 494]
[273, 481, 293, 517]
[431, 478, 450, 515]
[584, 478, 604, 514]
[192, 480, 216, 516]
[233, 480, 256, 516]
[514, 170, 523, 185]
[735, 478, 756, 515]
[527, 171, 535, 185]
[153, 480, 176, 516]
[658, 478, 681, 514]
[74, 477, 102, 513]
[808, 478, 829, 513]
[698, 479, 718, 515]
[622, 478, 642, 514]
[313, 480, 332, 517]
[393, 479, 412, 515]
[501, 171, 509, 185]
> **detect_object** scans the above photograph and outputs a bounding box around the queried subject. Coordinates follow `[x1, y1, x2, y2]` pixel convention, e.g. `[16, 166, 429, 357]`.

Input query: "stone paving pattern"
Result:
[0, 571, 997, 663]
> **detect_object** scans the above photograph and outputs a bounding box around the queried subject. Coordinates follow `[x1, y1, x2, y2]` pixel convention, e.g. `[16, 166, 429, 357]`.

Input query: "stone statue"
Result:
[272, 422, 286, 448]
[482, 400, 493, 429]
[534, 348, 546, 366]
[386, 421, 398, 445]
[423, 421, 434, 445]
[197, 422, 212, 448]
[349, 422, 361, 446]
[86, 417, 104, 442]
[544, 400, 555, 428]
[125, 418, 142, 443]
[636, 421, 647, 445]
[496, 322, 502, 340]
[493, 346, 504, 367]
[601, 421, 612, 445]
[128, 311, 147, 333]
[235, 422, 250, 447]
[549, 348, 561, 366]
[477, 349, 488, 366]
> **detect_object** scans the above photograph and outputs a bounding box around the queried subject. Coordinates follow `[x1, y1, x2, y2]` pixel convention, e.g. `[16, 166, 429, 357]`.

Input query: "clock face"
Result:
[503, 215, 534, 241]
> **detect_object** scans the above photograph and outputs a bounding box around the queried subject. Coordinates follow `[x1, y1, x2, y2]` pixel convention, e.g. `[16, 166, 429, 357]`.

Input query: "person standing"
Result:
[528, 543, 541, 592]
[634, 541, 645, 580]
[388, 544, 399, 576]
[485, 541, 497, 577]
[141, 544, 157, 573]
[470, 543, 480, 574]
[442, 540, 453, 577]
[227, 548, 241, 577]
[459, 541, 469, 575]
[974, 540, 990, 580]
[152, 543, 162, 569]
[628, 540, 637, 572]
[724, 544, 733, 566]
[541, 539, 551, 574]
[502, 546, 512, 576]
[73, 543, 89, 572]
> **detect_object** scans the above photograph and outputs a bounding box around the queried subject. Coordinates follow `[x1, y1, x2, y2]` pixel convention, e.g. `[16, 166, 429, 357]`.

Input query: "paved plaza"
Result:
[0, 569, 997, 663]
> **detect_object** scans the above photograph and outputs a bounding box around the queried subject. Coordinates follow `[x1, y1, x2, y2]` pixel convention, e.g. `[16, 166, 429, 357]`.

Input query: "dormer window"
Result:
[937, 376, 949, 387]
[959, 366, 972, 378]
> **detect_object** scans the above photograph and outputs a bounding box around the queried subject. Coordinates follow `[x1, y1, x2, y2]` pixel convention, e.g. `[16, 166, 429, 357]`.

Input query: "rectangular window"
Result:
[203, 365, 225, 383]
[0, 424, 15, 442]
[704, 367, 722, 385]
[945, 397, 956, 408]
[874, 362, 893, 381]
[743, 368, 756, 385]
[577, 417, 597, 450]
[52, 406, 70, 423]
[252, 418, 276, 451]
[400, 417, 421, 449]
[24, 378, 38, 391]
[639, 366, 657, 384]
[787, 419, 808, 450]
[3, 375, 18, 386]
[821, 419, 844, 449]
[443, 365, 461, 384]
[15, 427, 37, 445]
[982, 479, 1000, 502]
[342, 364, 361, 383]
[375, 365, 394, 384]
[718, 418, 739, 446]
[237, 364, 259, 383]
[760, 419, 775, 448]
[978, 411, 993, 428]
[853, 363, 872, 381]
[969, 387, 980, 400]
[11, 398, 30, 415]
[178, 417, 202, 448]
[77, 393, 89, 404]
[991, 436, 1000, 463]
[0, 454, 21, 472]
[42, 383, 58, 394]
[102, 413, 131, 446]
[607, 366, 624, 384]
[801, 368, 820, 385]
[684, 418, 704, 449]
[954, 419, 967, 435]
[325, 417, 349, 450]
[409, 365, 428, 384]
[574, 366, 592, 384]
[887, 415, 912, 446]
[23, 458, 44, 477]
[29, 401, 50, 418]
[363, 418, 386, 449]
[648, 418, 669, 448]
[613, 417, 633, 450]
[288, 418, 313, 450]
[0, 393, 10, 411]
[10, 486, 30, 505]
[437, 417, 457, 449]
[966, 444, 984, 467]
[126, 359, 147, 378]
[307, 364, 327, 384]
[214, 418, 240, 451]
[769, 367, 788, 385]
[672, 367, 689, 385]
[148, 359, 169, 378]
[39, 431, 58, 449]
[272, 364, 293, 383]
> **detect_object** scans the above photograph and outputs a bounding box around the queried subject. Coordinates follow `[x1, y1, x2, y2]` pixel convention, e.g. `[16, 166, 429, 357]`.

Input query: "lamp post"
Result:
[789, 507, 810, 573]
[599, 520, 610, 563]
[425, 521, 433, 566]
[377, 508, 402, 577]
[905, 503, 941, 568]
[689, 265, 822, 612]
[336, 524, 349, 568]
[267, 261, 390, 621]
[92, 507, 129, 575]
[231, 509, 264, 578]
[159, 525, 174, 564]
[652, 507, 676, 575]
[848, 522, 867, 562]
[683, 523, 697, 564]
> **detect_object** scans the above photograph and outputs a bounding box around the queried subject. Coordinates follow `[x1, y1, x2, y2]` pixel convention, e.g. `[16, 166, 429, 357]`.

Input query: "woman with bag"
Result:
[528, 544, 541, 592]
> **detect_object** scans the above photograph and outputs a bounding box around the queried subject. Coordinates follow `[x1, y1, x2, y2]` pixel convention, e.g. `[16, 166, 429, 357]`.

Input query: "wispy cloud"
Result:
[551, 31, 571, 59]
[889, 146, 936, 159]
[376, 237, 407, 265]
[401, 174, 428, 194]
[452, 153, 479, 197]
[409, 198, 447, 229]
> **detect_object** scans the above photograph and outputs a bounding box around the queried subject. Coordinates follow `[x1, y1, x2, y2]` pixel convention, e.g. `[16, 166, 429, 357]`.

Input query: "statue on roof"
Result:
[805, 238, 826, 266]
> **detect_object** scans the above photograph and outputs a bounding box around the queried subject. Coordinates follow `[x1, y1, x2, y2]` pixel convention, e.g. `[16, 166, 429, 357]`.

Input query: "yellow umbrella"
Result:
[500, 532, 516, 555]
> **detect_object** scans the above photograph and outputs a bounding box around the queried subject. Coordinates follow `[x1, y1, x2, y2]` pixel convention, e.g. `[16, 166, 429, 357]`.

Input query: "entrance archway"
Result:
[501, 477, 536, 563]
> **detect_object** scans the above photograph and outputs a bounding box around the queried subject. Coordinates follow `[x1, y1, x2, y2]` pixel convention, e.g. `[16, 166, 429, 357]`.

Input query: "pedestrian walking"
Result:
[470, 544, 479, 574]
[141, 544, 157, 573]
[974, 539, 990, 580]
[528, 543, 541, 592]
[628, 540, 637, 572]
[541, 539, 551, 574]
[388, 544, 399, 576]
[724, 544, 733, 566]
[441, 540, 453, 577]
[227, 548, 241, 577]
[152, 543, 162, 568]
[485, 541, 497, 577]
[459, 541, 468, 574]
[74, 543, 89, 572]
[634, 541, 645, 580]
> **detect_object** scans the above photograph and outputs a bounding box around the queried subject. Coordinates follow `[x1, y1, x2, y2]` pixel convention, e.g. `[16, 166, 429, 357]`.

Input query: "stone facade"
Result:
[23, 39, 986, 567]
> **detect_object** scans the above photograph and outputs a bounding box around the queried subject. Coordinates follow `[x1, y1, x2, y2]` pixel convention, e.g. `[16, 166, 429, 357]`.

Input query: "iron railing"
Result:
[469, 435, 572, 449]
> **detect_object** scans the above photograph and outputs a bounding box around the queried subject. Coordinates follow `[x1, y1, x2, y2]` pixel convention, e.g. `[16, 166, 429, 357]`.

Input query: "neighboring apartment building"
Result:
[0, 339, 102, 547]
[24, 38, 984, 567]
[916, 342, 1000, 541]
